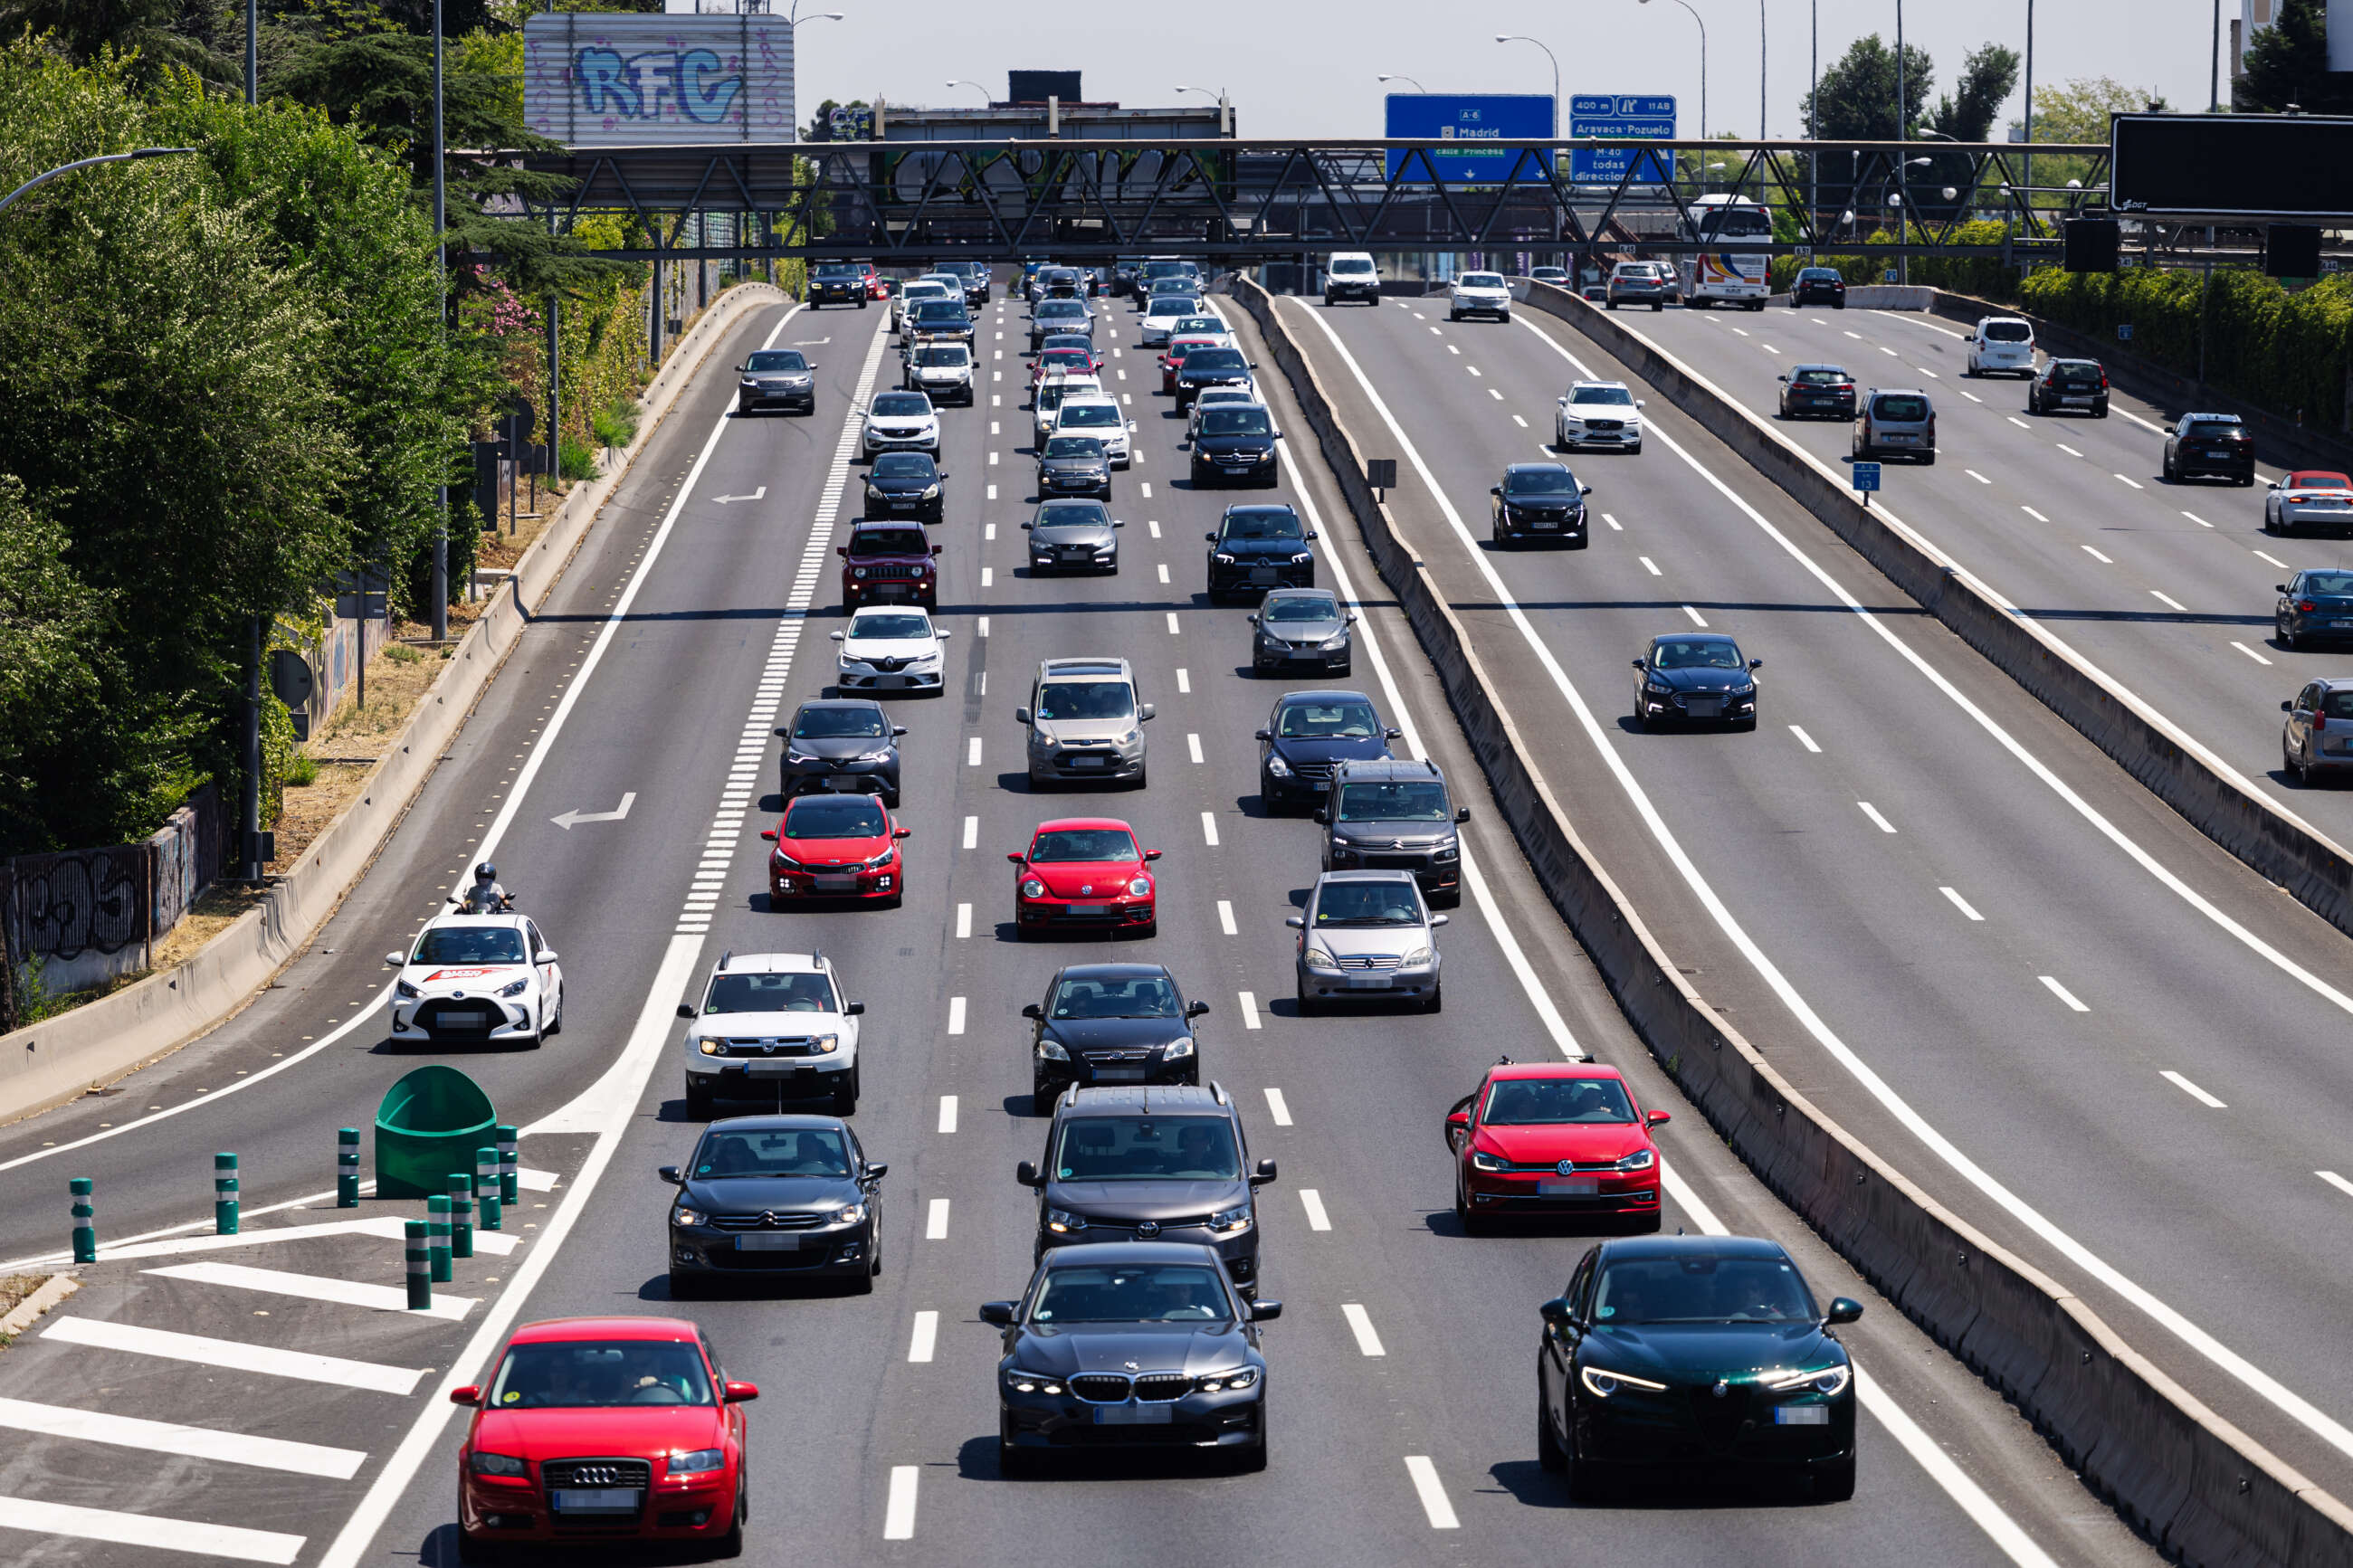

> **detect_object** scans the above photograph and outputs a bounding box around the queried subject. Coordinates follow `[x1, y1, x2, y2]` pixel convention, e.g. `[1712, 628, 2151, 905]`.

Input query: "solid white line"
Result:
[908, 1310, 939, 1362]
[956, 902, 972, 939]
[1218, 899, 1237, 935]
[1403, 1456, 1460, 1529]
[963, 814, 978, 849]
[1201, 811, 1220, 845]
[1681, 604, 1709, 627]
[947, 996, 967, 1035]
[967, 736, 982, 766]
[1263, 1086, 1291, 1125]
[0, 1396, 365, 1478]
[1939, 886, 1986, 922]
[1238, 991, 1261, 1029]
[2081, 545, 2113, 564]
[2150, 590, 2187, 612]
[1857, 801, 1898, 834]
[1788, 725, 1821, 753]
[938, 1095, 958, 1134]
[2161, 1069, 2226, 1108]
[2317, 1170, 2353, 1199]
[883, 1465, 919, 1539]
[517, 1166, 558, 1192]
[41, 1317, 425, 1394]
[2038, 975, 2091, 1012]
[1188, 732, 1204, 764]
[145, 1262, 473, 1320]
[2231, 641, 2274, 665]
[926, 1201, 949, 1240]
[1340, 1303, 1386, 1356]
[1299, 1188, 1331, 1230]
[0, 1496, 303, 1565]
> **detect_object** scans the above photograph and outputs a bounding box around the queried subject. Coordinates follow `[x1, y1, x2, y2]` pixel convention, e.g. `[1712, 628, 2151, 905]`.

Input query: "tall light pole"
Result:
[1377, 73, 1431, 94]
[1493, 35, 1561, 133]
[1810, 0, 1819, 255]
[1758, 1, 1767, 140]
[2024, 0, 2036, 226]
[429, 0, 446, 642]
[2210, 0, 2221, 111]
[245, 0, 257, 103]
[1174, 84, 1231, 136]
[947, 79, 990, 104]
[1639, 0, 1708, 141]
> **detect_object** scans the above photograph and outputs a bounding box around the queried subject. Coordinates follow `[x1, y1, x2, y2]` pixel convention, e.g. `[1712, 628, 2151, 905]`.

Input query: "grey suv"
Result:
[1315, 757, 1470, 906]
[1853, 388, 1937, 465]
[1018, 657, 1155, 787]
[1288, 870, 1446, 1013]
[1015, 1082, 1276, 1295]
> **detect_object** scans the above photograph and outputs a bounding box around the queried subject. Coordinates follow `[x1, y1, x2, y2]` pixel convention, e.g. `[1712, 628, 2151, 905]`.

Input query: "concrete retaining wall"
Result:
[1230, 273, 2353, 1568]
[0, 282, 791, 1126]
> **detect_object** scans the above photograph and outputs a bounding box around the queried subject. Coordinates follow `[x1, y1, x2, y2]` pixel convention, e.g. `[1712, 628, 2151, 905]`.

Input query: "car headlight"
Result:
[786, 748, 816, 763]
[808, 1033, 840, 1055]
[920, 485, 940, 499]
[1469, 1147, 1508, 1172]
[1763, 1365, 1851, 1396]
[830, 1201, 868, 1225]
[1432, 840, 1459, 861]
[865, 848, 896, 869]
[1645, 681, 1672, 696]
[667, 1448, 726, 1477]
[1215, 552, 1236, 564]
[855, 748, 893, 762]
[1319, 633, 1348, 651]
[1290, 551, 1314, 565]
[395, 980, 420, 1000]
[1037, 1040, 1070, 1061]
[1022, 877, 1046, 898]
[1161, 1037, 1195, 1060]
[1302, 947, 1339, 971]
[1402, 947, 1434, 966]
[672, 1206, 706, 1227]
[1264, 753, 1292, 776]
[1128, 877, 1152, 898]
[1118, 729, 1139, 746]
[498, 977, 530, 998]
[1580, 1365, 1669, 1398]
[1044, 1207, 1089, 1233]
[772, 852, 806, 872]
[472, 1451, 528, 1478]
[698, 1038, 723, 1056]
[852, 566, 869, 579]
[1615, 1147, 1656, 1172]
[1196, 1367, 1258, 1392]
[1004, 1368, 1066, 1395]
[1207, 1203, 1253, 1234]
[739, 378, 758, 390]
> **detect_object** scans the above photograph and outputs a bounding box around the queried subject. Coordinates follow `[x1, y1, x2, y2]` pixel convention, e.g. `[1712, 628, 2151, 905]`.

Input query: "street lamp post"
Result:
[947, 79, 991, 105]
[0, 148, 196, 217]
[1638, 0, 1708, 141]
[1758, 1, 1767, 141]
[1174, 84, 1232, 136]
[1492, 35, 1560, 131]
[430, 0, 446, 642]
[1376, 73, 1431, 94]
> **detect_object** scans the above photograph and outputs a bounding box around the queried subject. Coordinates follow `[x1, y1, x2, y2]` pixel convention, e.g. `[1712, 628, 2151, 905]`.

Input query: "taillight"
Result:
[2301, 601, 2318, 613]
[2317, 711, 2329, 731]
[2100, 374, 2110, 390]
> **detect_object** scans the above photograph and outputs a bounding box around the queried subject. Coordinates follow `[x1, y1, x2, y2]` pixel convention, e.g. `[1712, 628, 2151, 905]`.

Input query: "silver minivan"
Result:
[1853, 388, 1937, 465]
[1967, 317, 2036, 377]
[1287, 870, 1446, 1013]
[1017, 657, 1154, 787]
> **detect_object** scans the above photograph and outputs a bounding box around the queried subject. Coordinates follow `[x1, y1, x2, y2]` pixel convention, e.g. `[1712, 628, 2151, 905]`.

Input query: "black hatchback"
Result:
[1255, 689, 1399, 811]
[777, 698, 904, 804]
[862, 451, 947, 522]
[1788, 267, 1847, 308]
[2027, 358, 2110, 418]
[1205, 504, 1315, 599]
[1777, 364, 1856, 421]
[1024, 964, 1210, 1113]
[660, 1116, 887, 1296]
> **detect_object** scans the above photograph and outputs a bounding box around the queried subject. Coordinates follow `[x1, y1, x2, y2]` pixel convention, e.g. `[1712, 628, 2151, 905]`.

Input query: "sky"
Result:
[786, 0, 2228, 140]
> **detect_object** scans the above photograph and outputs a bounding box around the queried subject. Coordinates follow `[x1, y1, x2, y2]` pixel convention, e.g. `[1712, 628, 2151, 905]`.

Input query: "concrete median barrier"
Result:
[1232, 274, 2353, 1568]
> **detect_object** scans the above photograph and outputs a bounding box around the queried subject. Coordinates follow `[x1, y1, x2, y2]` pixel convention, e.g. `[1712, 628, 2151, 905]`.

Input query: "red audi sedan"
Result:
[452, 1316, 757, 1558]
[762, 793, 909, 907]
[1445, 1061, 1670, 1233]
[1010, 818, 1159, 938]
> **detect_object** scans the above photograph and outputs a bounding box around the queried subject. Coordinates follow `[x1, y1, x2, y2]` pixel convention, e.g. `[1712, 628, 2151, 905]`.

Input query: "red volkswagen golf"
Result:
[452, 1316, 757, 1560]
[1445, 1061, 1670, 1233]
[762, 793, 909, 907]
[1010, 818, 1158, 938]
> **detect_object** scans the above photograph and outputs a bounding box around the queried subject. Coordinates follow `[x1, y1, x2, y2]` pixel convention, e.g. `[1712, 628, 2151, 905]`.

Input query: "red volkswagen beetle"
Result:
[452, 1316, 757, 1560]
[762, 793, 909, 906]
[1010, 818, 1158, 937]
[1445, 1060, 1670, 1233]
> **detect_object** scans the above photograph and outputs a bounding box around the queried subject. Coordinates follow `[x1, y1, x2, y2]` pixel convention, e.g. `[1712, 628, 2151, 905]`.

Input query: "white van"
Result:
[1323, 252, 1381, 306]
[1967, 317, 2037, 377]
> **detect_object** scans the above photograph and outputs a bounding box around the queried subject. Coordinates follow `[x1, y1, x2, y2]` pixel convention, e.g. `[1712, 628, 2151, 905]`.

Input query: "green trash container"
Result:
[374, 1066, 498, 1200]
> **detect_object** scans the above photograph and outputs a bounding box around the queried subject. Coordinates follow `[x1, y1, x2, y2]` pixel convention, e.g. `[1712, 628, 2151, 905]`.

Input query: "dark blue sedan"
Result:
[1632, 633, 1762, 730]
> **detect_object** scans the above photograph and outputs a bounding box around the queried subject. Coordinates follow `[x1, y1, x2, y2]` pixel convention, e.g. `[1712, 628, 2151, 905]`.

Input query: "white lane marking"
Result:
[988, 450, 998, 463]
[2317, 1170, 2353, 1199]
[2253, 549, 2290, 568]
[883, 1465, 919, 1539]
[2007, 415, 2032, 430]
[1148, 518, 1161, 537]
[1917, 366, 1938, 378]
[40, 1318, 424, 1394]
[962, 815, 978, 849]
[926, 1200, 950, 1240]
[0, 1396, 364, 1478]
[2057, 443, 2084, 458]
[967, 736, 983, 766]
[977, 616, 990, 638]
[1157, 563, 1171, 584]
[1638, 556, 1662, 576]
[0, 1497, 302, 1565]
[1511, 413, 1528, 425]
[2021, 505, 2049, 522]
[2118, 407, 2169, 434]
[985, 486, 996, 503]
[2162, 1070, 2227, 1108]
[1140, 482, 1153, 498]
[2183, 510, 2213, 527]
[1603, 512, 1622, 530]
[1188, 733, 1205, 764]
[1264, 1087, 1292, 1125]
[908, 1311, 938, 1362]
[2150, 590, 2187, 612]
[1857, 802, 1898, 834]
[145, 1262, 472, 1320]
[1489, 387, 1504, 400]
[1843, 329, 1862, 339]
[1681, 604, 1709, 627]
[1201, 811, 1220, 846]
[1300, 1188, 1331, 1230]
[1879, 344, 1898, 356]
[1730, 326, 1751, 337]
[2232, 641, 2275, 665]
[2115, 472, 2145, 489]
[980, 566, 994, 588]
[1960, 389, 1984, 403]
[1788, 725, 1822, 753]
[517, 1166, 558, 1193]
[956, 902, 972, 939]
[1340, 1303, 1386, 1356]
[947, 996, 967, 1035]
[991, 420, 1000, 433]
[1446, 343, 1460, 356]
[1238, 991, 1261, 1029]
[1217, 899, 1237, 935]
[1763, 343, 1782, 356]
[2081, 545, 2113, 564]
[1176, 667, 1190, 692]
[2038, 975, 2091, 1012]
[1403, 1456, 1460, 1529]
[1467, 365, 1482, 376]
[1939, 887, 1986, 922]
[1965, 469, 1991, 484]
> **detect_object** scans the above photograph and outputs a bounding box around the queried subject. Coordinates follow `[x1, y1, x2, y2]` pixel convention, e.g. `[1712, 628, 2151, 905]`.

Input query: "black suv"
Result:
[1024, 964, 1210, 1114]
[1255, 689, 1400, 811]
[1315, 757, 1470, 905]
[1015, 1083, 1275, 1294]
[2165, 413, 2256, 485]
[2027, 358, 2110, 418]
[1205, 504, 1316, 600]
[1190, 401, 1281, 488]
[1490, 462, 1591, 546]
[778, 698, 905, 803]
[810, 264, 867, 309]
[1172, 347, 1255, 410]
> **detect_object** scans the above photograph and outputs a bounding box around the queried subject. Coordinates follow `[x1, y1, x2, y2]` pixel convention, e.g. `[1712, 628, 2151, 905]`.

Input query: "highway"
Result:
[1278, 288, 2353, 1506]
[0, 281, 2159, 1567]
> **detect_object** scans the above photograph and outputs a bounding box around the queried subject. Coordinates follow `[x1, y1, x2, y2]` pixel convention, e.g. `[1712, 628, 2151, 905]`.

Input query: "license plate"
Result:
[1885, 434, 1918, 444]
[738, 1232, 803, 1250]
[2328, 739, 2353, 755]
[1095, 1404, 1173, 1425]
[1534, 519, 1561, 529]
[744, 1060, 806, 1077]
[1775, 1406, 1831, 1426]
[551, 1488, 642, 1513]
[1538, 1177, 1599, 1196]
[814, 875, 856, 891]
[1249, 567, 1280, 584]
[1224, 466, 1251, 475]
[1094, 1068, 1147, 1081]
[1345, 974, 1393, 989]
[1071, 755, 1108, 768]
[1067, 903, 1110, 917]
[1687, 698, 1722, 718]
[2063, 396, 2092, 405]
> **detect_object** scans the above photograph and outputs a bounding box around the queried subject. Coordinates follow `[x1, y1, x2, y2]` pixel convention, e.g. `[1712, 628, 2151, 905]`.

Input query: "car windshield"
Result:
[1037, 680, 1134, 720]
[871, 394, 929, 417]
[1058, 405, 1119, 427]
[851, 527, 928, 555]
[1049, 974, 1181, 1019]
[2300, 572, 2353, 594]
[746, 351, 807, 372]
[792, 706, 888, 739]
[1176, 317, 1224, 333]
[1314, 880, 1422, 925]
[814, 265, 860, 280]
[1034, 503, 1110, 531]
[1040, 300, 1084, 318]
[694, 1126, 852, 1178]
[1331, 258, 1375, 274]
[1028, 827, 1139, 862]
[1202, 408, 1272, 436]
[1222, 509, 1304, 541]
[900, 284, 948, 301]
[848, 613, 931, 641]
[910, 302, 965, 322]
[913, 347, 967, 366]
[489, 1341, 714, 1409]
[1040, 351, 1091, 371]
[2188, 419, 2243, 438]
[1617, 264, 1660, 278]
[1044, 436, 1103, 459]
[1337, 781, 1449, 822]
[1873, 395, 1929, 421]
[2326, 690, 2353, 718]
[1032, 1262, 1233, 1324]
[1794, 368, 1850, 385]
[412, 927, 526, 965]
[1570, 386, 1634, 406]
[1152, 299, 1201, 316]
[1277, 698, 1379, 738]
[1593, 1254, 1819, 1326]
[1482, 1076, 1637, 1124]
[1653, 640, 1746, 670]
[871, 454, 934, 479]
[1460, 273, 1504, 289]
[1052, 1116, 1242, 1182]
[782, 797, 886, 839]
[1263, 595, 1335, 623]
[703, 971, 839, 1012]
[1505, 470, 1580, 496]
[1984, 321, 2033, 342]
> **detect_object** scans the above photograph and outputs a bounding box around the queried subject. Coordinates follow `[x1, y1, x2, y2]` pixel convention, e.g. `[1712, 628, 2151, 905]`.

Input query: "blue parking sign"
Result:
[1851, 461, 1882, 493]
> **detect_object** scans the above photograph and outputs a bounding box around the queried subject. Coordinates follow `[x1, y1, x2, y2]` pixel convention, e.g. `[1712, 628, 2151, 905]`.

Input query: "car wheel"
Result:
[1138, 918, 1157, 938]
[1607, 299, 1619, 310]
[832, 1066, 859, 1117]
[1651, 300, 1662, 312]
[2163, 453, 2177, 482]
[1833, 299, 1845, 309]
[1235, 1408, 1269, 1473]
[712, 1478, 748, 1558]
[543, 992, 563, 1037]
[1423, 982, 1442, 1014]
[1032, 1086, 1058, 1117]
[999, 1420, 1036, 1478]
[2289, 740, 2310, 784]
[1295, 982, 1319, 1017]
[669, 1270, 703, 1302]
[2281, 618, 2299, 650]
[1455, 1173, 1486, 1235]
[455, 1525, 495, 1565]
[685, 1077, 714, 1120]
[1536, 1381, 1567, 1473]
[1566, 1454, 1614, 1505]
[1815, 1454, 1857, 1503]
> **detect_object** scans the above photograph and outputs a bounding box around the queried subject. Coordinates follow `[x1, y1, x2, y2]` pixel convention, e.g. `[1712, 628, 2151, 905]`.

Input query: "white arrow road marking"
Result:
[712, 487, 767, 505]
[550, 793, 636, 830]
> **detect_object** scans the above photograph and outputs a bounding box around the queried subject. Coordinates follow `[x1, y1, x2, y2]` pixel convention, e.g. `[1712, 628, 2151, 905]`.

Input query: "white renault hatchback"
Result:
[832, 605, 951, 694]
[677, 950, 865, 1117]
[385, 914, 563, 1047]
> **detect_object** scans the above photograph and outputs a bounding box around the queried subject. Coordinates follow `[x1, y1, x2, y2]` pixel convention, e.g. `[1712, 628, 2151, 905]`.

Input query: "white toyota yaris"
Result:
[385, 913, 564, 1047]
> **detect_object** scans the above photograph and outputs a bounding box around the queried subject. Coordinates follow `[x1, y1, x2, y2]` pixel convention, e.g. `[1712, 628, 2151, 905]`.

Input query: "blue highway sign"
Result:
[1569, 94, 1676, 185]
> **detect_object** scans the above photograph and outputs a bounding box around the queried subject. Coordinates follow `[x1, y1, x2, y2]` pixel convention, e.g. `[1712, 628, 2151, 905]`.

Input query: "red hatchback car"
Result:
[762, 793, 909, 906]
[1010, 818, 1159, 937]
[452, 1316, 756, 1560]
[1445, 1061, 1670, 1232]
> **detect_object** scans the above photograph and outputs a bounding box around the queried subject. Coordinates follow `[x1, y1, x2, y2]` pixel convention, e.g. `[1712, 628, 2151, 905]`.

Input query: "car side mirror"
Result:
[1015, 1160, 1043, 1188]
[1186, 1000, 1211, 1018]
[1580, 484, 1593, 496]
[1454, 806, 1472, 823]
[2270, 480, 2282, 490]
[1748, 658, 1765, 670]
[1385, 727, 1403, 739]
[979, 1301, 1016, 1327]
[1445, 1107, 1470, 1131]
[1285, 914, 1304, 928]
[1008, 851, 1026, 863]
[1273, 431, 1285, 440]
[1636, 399, 1648, 408]
[1777, 375, 1788, 382]
[1020, 520, 1034, 530]
[1490, 486, 1501, 497]
[658, 1164, 682, 1184]
[1022, 1003, 1043, 1020]
[2283, 699, 2296, 712]
[1631, 658, 1645, 669]
[1825, 1297, 1864, 1326]
[385, 951, 406, 967]
[1015, 706, 1032, 725]
[830, 631, 844, 641]
[1139, 703, 1157, 721]
[1306, 529, 1319, 540]
[1205, 531, 1218, 542]
[2277, 584, 2290, 594]
[723, 1381, 760, 1403]
[1113, 518, 1126, 527]
[1311, 807, 1329, 824]
[538, 952, 557, 964]
[733, 364, 747, 374]
[1431, 913, 1450, 927]
[1253, 728, 1272, 741]
[1144, 849, 1162, 861]
[1645, 1107, 1672, 1127]
[450, 1385, 482, 1406]
[1249, 1298, 1282, 1322]
[1538, 1297, 1576, 1329]
[677, 1003, 696, 1018]
[836, 546, 847, 556]
[893, 726, 908, 736]
[760, 829, 778, 841]
[845, 1001, 866, 1016]
[893, 827, 911, 840]
[863, 1163, 889, 1183]
[774, 726, 791, 737]
[1251, 1158, 1278, 1186]
[1246, 614, 1259, 625]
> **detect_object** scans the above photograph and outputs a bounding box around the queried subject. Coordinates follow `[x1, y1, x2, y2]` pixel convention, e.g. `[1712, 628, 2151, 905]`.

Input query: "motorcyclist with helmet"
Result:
[453, 861, 514, 914]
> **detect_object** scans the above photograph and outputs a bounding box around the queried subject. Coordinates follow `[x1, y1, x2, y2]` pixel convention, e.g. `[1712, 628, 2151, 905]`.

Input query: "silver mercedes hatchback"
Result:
[1287, 870, 1446, 1013]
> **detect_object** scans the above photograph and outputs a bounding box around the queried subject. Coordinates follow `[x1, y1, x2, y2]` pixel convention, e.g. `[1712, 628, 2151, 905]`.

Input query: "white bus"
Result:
[1678, 195, 1773, 310]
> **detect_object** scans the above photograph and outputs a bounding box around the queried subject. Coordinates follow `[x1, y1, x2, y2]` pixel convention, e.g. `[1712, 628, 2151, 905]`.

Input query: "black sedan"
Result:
[862, 451, 947, 522]
[660, 1116, 887, 1297]
[2276, 569, 2353, 650]
[1633, 633, 1762, 729]
[1205, 504, 1316, 600]
[1538, 1235, 1861, 1500]
[1023, 964, 1209, 1113]
[1788, 267, 1847, 308]
[982, 1242, 1276, 1475]
[1490, 463, 1590, 546]
[1037, 434, 1111, 499]
[736, 349, 817, 414]
[808, 265, 866, 309]
[1255, 689, 1400, 811]
[778, 698, 904, 804]
[1777, 365, 1856, 421]
[1190, 402, 1281, 488]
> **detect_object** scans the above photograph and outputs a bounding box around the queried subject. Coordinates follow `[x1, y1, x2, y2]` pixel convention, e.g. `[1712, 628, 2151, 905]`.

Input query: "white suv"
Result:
[1556, 380, 1647, 454]
[678, 951, 865, 1117]
[1448, 271, 1512, 322]
[1324, 252, 1381, 305]
[1052, 395, 1131, 467]
[1967, 317, 2037, 377]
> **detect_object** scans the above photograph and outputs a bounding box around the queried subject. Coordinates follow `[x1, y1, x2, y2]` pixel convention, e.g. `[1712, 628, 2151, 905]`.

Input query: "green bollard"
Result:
[70, 1177, 96, 1264]
[495, 1124, 519, 1205]
[447, 1173, 473, 1260]
[426, 1195, 452, 1282]
[337, 1127, 361, 1208]
[405, 1220, 432, 1309]
[214, 1153, 239, 1235]
[475, 1146, 501, 1231]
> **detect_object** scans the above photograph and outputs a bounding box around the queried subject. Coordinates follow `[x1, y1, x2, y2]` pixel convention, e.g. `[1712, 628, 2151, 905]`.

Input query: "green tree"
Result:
[1929, 44, 2021, 141]
[2012, 77, 2167, 203]
[1803, 33, 1936, 141]
[0, 0, 237, 86]
[2235, 0, 2353, 115]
